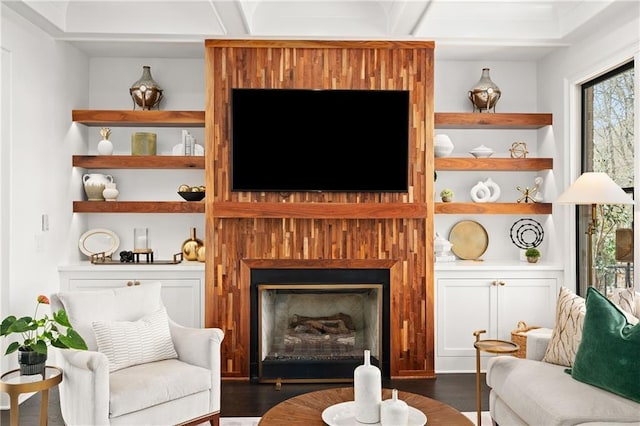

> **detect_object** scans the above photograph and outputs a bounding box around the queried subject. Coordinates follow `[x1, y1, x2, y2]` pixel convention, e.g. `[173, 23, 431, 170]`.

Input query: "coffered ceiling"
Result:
[4, 0, 637, 60]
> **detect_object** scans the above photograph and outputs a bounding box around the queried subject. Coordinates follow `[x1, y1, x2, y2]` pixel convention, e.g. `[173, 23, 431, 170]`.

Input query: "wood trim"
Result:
[241, 259, 398, 269]
[73, 155, 205, 169]
[205, 40, 434, 379]
[211, 202, 427, 219]
[73, 201, 204, 213]
[72, 110, 205, 127]
[435, 158, 552, 171]
[434, 202, 552, 214]
[205, 39, 435, 49]
[434, 112, 552, 129]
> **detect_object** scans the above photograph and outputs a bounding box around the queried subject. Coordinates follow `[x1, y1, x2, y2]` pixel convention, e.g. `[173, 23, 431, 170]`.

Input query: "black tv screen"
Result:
[230, 88, 410, 193]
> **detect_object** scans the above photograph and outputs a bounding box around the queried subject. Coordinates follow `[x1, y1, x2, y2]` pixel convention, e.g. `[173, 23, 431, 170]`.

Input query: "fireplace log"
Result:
[290, 313, 356, 331]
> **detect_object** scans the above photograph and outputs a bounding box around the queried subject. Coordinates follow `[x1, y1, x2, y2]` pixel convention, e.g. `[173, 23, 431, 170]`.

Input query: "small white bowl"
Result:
[469, 145, 494, 158]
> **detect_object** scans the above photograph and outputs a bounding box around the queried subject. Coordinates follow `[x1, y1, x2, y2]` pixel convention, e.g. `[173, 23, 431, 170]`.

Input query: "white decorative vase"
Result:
[484, 177, 501, 202]
[83, 173, 114, 201]
[354, 349, 382, 424]
[102, 182, 119, 202]
[470, 178, 501, 203]
[97, 127, 113, 155]
[380, 388, 409, 426]
[434, 134, 454, 157]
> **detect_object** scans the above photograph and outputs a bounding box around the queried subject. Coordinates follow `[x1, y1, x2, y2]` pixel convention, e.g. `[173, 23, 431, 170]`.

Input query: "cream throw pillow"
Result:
[92, 307, 178, 372]
[609, 288, 639, 325]
[542, 286, 586, 367]
[609, 288, 637, 316]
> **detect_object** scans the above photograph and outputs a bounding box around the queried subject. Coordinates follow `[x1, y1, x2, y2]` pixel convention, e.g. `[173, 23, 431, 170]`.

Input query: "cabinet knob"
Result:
[498, 280, 506, 286]
[127, 281, 133, 287]
[134, 280, 140, 286]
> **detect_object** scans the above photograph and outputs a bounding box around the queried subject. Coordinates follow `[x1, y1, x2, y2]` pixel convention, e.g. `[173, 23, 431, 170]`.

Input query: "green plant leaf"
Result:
[53, 309, 72, 328]
[1, 316, 17, 336]
[60, 328, 88, 350]
[8, 317, 37, 334]
[5, 341, 19, 355]
[32, 340, 48, 355]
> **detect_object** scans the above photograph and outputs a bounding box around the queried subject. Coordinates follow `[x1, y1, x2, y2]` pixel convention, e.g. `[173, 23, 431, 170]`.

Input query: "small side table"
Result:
[0, 366, 63, 426]
[473, 330, 519, 426]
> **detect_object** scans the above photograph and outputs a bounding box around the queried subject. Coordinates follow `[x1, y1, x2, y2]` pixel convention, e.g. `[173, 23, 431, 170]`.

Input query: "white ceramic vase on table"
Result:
[354, 349, 382, 424]
[380, 388, 409, 426]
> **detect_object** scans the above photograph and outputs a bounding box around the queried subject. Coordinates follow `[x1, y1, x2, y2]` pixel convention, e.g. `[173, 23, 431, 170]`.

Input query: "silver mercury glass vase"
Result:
[468, 68, 501, 113]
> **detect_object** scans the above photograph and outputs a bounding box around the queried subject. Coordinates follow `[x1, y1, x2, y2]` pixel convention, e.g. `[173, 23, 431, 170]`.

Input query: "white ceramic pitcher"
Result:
[83, 173, 113, 201]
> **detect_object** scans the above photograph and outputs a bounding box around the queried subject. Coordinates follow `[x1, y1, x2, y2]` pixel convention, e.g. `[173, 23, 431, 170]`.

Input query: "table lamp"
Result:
[556, 172, 634, 288]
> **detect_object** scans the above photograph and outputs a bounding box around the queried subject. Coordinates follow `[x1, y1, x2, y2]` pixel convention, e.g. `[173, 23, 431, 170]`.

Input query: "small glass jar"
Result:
[134, 228, 149, 253]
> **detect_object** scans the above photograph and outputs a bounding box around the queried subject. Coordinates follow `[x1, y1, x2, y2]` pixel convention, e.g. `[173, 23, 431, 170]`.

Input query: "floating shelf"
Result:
[435, 158, 552, 171]
[73, 201, 204, 213]
[73, 155, 205, 169]
[435, 202, 551, 215]
[72, 110, 205, 127]
[434, 113, 552, 129]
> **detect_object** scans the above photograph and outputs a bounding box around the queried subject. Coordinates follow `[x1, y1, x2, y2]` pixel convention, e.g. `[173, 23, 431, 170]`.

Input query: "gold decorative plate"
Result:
[448, 220, 489, 260]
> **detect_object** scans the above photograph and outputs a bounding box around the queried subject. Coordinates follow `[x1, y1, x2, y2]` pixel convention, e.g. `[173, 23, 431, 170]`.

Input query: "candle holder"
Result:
[133, 228, 153, 263]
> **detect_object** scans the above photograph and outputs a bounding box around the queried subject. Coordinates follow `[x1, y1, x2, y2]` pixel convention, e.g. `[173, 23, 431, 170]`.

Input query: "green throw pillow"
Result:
[568, 287, 640, 403]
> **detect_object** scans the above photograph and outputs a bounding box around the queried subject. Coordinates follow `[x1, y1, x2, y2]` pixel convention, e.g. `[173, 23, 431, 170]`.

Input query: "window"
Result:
[579, 61, 635, 296]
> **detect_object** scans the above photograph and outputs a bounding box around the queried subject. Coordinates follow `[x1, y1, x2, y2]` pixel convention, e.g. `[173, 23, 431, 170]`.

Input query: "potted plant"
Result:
[1, 295, 87, 375]
[440, 189, 454, 202]
[525, 247, 541, 263]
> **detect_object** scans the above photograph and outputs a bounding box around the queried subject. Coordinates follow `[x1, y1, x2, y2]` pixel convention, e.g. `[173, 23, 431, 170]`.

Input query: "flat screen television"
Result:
[230, 88, 410, 193]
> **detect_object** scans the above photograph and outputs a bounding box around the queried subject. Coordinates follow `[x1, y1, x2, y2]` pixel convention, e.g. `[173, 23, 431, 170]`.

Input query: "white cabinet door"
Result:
[435, 266, 561, 372]
[437, 278, 495, 359]
[59, 266, 204, 328]
[495, 278, 557, 342]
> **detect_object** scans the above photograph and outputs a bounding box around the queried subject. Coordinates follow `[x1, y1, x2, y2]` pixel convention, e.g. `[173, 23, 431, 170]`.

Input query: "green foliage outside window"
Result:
[584, 62, 635, 293]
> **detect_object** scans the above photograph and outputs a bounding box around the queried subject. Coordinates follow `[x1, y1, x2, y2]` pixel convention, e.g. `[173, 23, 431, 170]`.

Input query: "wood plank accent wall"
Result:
[204, 39, 435, 379]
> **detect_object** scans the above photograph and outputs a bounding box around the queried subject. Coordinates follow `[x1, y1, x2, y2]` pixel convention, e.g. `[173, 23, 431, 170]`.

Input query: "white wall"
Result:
[78, 57, 206, 262]
[433, 61, 556, 262]
[538, 8, 640, 293]
[0, 4, 89, 405]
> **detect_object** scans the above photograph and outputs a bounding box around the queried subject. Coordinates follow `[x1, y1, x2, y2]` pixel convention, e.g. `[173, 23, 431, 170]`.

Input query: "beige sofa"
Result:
[486, 289, 640, 426]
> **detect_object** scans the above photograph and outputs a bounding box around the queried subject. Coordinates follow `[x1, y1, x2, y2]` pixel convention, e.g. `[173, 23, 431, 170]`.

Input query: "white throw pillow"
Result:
[609, 287, 637, 316]
[92, 307, 178, 372]
[608, 288, 639, 325]
[542, 286, 586, 367]
[56, 282, 164, 351]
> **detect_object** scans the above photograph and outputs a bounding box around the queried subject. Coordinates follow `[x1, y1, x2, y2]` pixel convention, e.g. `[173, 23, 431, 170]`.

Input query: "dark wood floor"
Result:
[1, 373, 487, 424]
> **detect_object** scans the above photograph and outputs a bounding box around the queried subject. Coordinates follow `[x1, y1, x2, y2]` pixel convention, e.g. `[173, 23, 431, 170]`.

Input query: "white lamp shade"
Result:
[556, 172, 634, 205]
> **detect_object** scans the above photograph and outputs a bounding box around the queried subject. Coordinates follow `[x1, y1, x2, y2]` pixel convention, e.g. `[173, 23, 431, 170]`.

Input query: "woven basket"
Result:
[511, 321, 541, 358]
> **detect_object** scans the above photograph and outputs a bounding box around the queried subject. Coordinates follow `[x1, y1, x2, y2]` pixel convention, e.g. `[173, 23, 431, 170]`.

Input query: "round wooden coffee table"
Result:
[259, 386, 472, 425]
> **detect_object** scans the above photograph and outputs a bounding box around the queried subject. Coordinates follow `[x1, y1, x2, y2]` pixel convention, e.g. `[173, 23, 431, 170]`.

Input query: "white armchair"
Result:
[50, 282, 224, 426]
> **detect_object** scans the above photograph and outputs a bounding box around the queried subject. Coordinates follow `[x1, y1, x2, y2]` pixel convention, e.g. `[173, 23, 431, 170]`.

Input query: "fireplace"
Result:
[250, 268, 390, 382]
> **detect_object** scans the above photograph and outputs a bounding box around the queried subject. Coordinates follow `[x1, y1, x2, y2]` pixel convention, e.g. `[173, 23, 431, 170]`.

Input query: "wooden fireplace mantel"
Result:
[204, 40, 435, 379]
